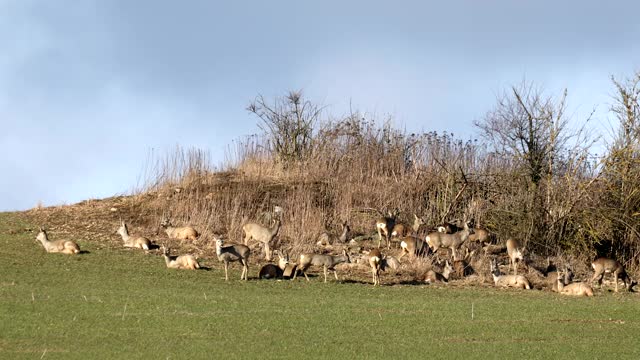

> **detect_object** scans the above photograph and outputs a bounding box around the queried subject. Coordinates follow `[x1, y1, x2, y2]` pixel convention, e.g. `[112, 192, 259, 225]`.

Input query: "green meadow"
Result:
[1, 212, 639, 359]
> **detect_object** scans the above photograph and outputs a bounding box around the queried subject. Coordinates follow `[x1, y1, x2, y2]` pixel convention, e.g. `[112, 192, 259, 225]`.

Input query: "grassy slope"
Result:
[1, 212, 639, 359]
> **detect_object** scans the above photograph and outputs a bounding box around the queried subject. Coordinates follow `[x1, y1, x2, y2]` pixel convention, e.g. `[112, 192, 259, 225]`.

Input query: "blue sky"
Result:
[1, 0, 639, 211]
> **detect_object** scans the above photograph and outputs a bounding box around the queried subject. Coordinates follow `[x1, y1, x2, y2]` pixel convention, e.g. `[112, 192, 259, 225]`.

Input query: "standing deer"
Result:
[161, 245, 199, 270]
[506, 238, 524, 275]
[398, 236, 429, 260]
[591, 257, 636, 292]
[293, 249, 351, 282]
[425, 221, 474, 258]
[160, 218, 199, 241]
[35, 227, 80, 254]
[490, 259, 530, 289]
[557, 270, 594, 296]
[375, 209, 398, 249]
[259, 251, 289, 279]
[369, 248, 383, 286]
[215, 237, 250, 281]
[391, 214, 425, 239]
[243, 218, 281, 261]
[116, 221, 151, 250]
[468, 227, 492, 245]
[423, 260, 453, 284]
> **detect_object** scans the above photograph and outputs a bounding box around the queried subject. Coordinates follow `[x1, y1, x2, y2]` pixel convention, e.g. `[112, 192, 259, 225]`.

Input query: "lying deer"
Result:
[490, 259, 530, 290]
[160, 218, 198, 241]
[293, 249, 351, 282]
[116, 221, 151, 250]
[161, 245, 199, 270]
[35, 227, 80, 254]
[259, 251, 289, 279]
[423, 260, 453, 284]
[557, 270, 594, 297]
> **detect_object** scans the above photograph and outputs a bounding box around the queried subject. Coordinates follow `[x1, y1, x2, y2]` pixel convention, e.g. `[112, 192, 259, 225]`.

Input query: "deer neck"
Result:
[163, 254, 172, 267]
[271, 221, 281, 236]
[119, 228, 130, 242]
[442, 265, 451, 280]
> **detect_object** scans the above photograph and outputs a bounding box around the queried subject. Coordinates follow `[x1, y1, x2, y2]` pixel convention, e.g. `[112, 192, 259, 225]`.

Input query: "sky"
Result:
[1, 0, 639, 211]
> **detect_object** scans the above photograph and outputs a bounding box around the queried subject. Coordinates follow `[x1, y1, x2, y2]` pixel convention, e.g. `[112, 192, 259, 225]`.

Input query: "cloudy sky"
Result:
[1, 0, 639, 211]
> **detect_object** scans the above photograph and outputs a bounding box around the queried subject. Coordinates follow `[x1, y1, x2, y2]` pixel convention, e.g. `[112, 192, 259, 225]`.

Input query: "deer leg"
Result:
[224, 262, 229, 281]
[614, 272, 619, 292]
[303, 269, 310, 281]
[264, 243, 272, 261]
[334, 269, 339, 281]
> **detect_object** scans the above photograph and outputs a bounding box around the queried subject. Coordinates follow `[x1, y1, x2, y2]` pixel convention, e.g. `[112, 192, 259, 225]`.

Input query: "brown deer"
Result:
[258, 251, 289, 279]
[557, 270, 594, 296]
[591, 257, 636, 292]
[369, 248, 383, 286]
[375, 209, 399, 249]
[161, 245, 199, 270]
[160, 218, 198, 241]
[423, 260, 453, 284]
[398, 236, 429, 260]
[506, 238, 524, 275]
[425, 221, 474, 258]
[116, 221, 151, 250]
[391, 214, 425, 239]
[293, 249, 351, 282]
[490, 259, 530, 290]
[215, 237, 250, 281]
[468, 227, 492, 245]
[243, 218, 281, 261]
[35, 227, 80, 255]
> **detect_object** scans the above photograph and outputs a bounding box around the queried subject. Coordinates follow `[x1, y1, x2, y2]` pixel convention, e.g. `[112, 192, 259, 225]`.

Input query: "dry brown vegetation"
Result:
[17, 72, 640, 285]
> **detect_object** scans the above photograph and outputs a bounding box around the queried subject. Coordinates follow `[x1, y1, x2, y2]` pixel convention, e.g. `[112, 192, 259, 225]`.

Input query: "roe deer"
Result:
[338, 221, 351, 243]
[161, 245, 199, 270]
[259, 251, 289, 279]
[557, 271, 594, 296]
[293, 249, 351, 282]
[490, 259, 530, 289]
[160, 218, 198, 241]
[425, 221, 474, 258]
[452, 249, 473, 279]
[391, 214, 425, 239]
[423, 260, 453, 284]
[591, 257, 636, 292]
[35, 227, 80, 254]
[506, 238, 524, 275]
[398, 236, 429, 260]
[468, 227, 492, 244]
[243, 218, 281, 261]
[317, 221, 350, 246]
[375, 209, 398, 249]
[215, 237, 250, 281]
[116, 221, 151, 250]
[369, 248, 383, 286]
[437, 221, 462, 234]
[547, 264, 574, 292]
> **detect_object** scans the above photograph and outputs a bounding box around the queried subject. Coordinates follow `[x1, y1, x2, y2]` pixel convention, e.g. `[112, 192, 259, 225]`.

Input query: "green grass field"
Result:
[1, 212, 639, 359]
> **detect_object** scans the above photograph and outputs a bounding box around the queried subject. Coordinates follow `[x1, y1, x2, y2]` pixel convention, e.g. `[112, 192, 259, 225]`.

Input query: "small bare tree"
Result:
[247, 90, 322, 164]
